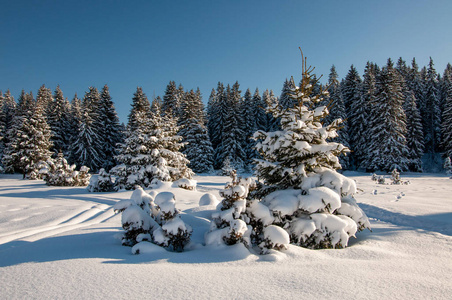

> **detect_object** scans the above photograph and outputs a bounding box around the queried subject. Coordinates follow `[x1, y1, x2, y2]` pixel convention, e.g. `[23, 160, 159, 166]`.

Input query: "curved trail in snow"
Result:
[0, 204, 116, 245]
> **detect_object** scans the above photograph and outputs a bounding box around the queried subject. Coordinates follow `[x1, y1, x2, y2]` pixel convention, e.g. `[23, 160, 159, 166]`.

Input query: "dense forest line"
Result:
[0, 56, 451, 180]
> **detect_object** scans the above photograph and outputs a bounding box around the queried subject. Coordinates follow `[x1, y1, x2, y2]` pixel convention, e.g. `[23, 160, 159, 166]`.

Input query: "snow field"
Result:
[0, 173, 451, 299]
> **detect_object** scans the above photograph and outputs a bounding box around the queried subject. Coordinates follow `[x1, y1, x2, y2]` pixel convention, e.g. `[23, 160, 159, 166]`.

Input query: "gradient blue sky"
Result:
[1, 0, 451, 123]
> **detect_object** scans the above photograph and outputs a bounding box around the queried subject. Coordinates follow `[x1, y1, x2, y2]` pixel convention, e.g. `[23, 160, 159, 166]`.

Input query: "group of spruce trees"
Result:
[1, 56, 451, 178]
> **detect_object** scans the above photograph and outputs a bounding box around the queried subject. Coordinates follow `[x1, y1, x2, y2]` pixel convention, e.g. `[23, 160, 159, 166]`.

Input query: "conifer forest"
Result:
[1, 56, 452, 181]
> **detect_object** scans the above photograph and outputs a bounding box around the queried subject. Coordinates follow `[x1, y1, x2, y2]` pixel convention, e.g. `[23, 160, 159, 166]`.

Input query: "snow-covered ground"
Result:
[0, 172, 451, 299]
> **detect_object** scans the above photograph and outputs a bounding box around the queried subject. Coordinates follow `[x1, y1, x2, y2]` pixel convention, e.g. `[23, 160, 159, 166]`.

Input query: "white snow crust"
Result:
[0, 173, 451, 299]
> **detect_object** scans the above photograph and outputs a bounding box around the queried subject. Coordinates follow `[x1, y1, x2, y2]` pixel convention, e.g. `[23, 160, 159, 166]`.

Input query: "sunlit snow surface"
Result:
[0, 173, 451, 299]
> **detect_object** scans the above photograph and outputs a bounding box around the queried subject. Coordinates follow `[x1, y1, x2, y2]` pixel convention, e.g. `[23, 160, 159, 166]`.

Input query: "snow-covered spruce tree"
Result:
[217, 83, 246, 171]
[2, 92, 53, 178]
[423, 58, 442, 154]
[404, 91, 424, 172]
[44, 152, 92, 186]
[112, 87, 193, 190]
[444, 157, 452, 176]
[68, 93, 82, 164]
[0, 90, 16, 158]
[152, 192, 192, 252]
[211, 83, 228, 169]
[114, 188, 192, 252]
[178, 89, 214, 173]
[241, 88, 257, 169]
[162, 81, 180, 118]
[441, 63, 452, 158]
[71, 87, 104, 172]
[325, 65, 350, 169]
[365, 59, 409, 172]
[205, 170, 253, 247]
[98, 84, 124, 171]
[342, 65, 363, 169]
[113, 187, 158, 246]
[47, 85, 72, 157]
[251, 52, 370, 250]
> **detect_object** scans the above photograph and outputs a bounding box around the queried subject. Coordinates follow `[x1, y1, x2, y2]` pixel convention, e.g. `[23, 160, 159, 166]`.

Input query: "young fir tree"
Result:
[2, 92, 53, 178]
[178, 89, 214, 173]
[365, 59, 409, 172]
[112, 88, 193, 190]
[442, 63, 452, 158]
[251, 51, 369, 250]
[423, 58, 442, 154]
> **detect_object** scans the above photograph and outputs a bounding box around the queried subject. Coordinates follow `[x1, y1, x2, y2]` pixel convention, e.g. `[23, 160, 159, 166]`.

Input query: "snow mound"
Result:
[199, 193, 219, 206]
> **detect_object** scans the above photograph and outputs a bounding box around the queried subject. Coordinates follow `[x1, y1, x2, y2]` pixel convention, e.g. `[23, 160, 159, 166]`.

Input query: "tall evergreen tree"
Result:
[113, 94, 193, 189]
[47, 85, 71, 156]
[241, 88, 256, 168]
[279, 79, 296, 109]
[127, 87, 152, 132]
[179, 89, 214, 173]
[99, 84, 124, 171]
[404, 91, 424, 171]
[252, 88, 267, 132]
[365, 59, 409, 172]
[71, 87, 104, 171]
[218, 83, 246, 170]
[68, 93, 82, 164]
[326, 65, 350, 169]
[206, 88, 219, 149]
[162, 81, 179, 118]
[343, 65, 363, 168]
[342, 65, 362, 116]
[441, 63, 452, 158]
[2, 92, 53, 177]
[422, 58, 442, 154]
[212, 83, 229, 169]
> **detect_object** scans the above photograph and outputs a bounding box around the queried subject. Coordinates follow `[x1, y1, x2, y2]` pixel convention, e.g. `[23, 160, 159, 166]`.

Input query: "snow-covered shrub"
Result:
[391, 168, 401, 184]
[153, 192, 192, 252]
[28, 160, 50, 180]
[259, 225, 290, 254]
[371, 173, 378, 181]
[205, 171, 252, 247]
[377, 176, 386, 184]
[249, 53, 370, 250]
[219, 158, 235, 176]
[44, 153, 91, 186]
[173, 178, 197, 190]
[114, 188, 191, 251]
[444, 157, 452, 176]
[87, 168, 115, 192]
[113, 187, 158, 246]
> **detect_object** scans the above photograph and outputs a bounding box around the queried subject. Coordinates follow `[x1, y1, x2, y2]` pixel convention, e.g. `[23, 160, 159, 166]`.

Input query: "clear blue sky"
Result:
[1, 0, 451, 123]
